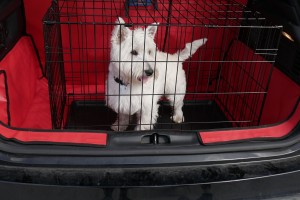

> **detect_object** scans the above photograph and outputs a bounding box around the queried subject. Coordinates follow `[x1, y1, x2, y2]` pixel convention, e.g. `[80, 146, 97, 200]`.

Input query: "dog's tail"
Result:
[178, 38, 207, 61]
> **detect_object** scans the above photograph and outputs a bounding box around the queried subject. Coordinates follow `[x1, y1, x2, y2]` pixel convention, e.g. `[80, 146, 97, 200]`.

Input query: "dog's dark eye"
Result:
[131, 50, 138, 56]
[148, 50, 152, 55]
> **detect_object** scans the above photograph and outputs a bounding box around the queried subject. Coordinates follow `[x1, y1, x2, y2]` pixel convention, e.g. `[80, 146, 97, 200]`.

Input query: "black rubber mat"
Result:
[65, 100, 232, 131]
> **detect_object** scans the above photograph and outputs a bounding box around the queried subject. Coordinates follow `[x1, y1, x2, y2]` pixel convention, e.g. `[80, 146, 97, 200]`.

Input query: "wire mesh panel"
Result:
[43, 0, 282, 130]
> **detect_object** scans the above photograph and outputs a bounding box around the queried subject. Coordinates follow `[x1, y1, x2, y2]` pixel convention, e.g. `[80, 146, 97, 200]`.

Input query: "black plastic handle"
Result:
[109, 132, 200, 147]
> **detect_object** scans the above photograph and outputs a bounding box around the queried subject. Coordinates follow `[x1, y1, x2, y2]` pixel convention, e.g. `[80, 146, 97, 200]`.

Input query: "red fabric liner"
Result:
[0, 36, 108, 146]
[0, 37, 40, 127]
[260, 68, 300, 125]
[0, 72, 8, 125]
[21, 78, 52, 129]
[0, 124, 107, 146]
[0, 37, 52, 129]
[200, 103, 300, 144]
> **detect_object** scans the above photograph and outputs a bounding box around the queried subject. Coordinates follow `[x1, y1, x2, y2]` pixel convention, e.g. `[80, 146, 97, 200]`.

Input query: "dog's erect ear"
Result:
[112, 17, 130, 44]
[146, 23, 159, 38]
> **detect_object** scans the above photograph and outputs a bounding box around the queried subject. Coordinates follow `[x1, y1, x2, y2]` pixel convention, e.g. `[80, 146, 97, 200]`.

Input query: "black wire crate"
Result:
[43, 0, 282, 131]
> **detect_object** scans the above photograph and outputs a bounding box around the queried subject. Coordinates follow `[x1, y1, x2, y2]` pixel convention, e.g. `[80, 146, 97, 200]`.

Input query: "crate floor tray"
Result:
[65, 100, 232, 131]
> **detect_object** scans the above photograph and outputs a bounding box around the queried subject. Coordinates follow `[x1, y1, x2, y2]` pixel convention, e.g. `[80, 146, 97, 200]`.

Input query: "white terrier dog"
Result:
[106, 17, 207, 131]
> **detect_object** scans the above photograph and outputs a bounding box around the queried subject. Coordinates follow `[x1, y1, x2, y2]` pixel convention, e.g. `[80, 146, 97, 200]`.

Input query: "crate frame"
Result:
[43, 0, 282, 130]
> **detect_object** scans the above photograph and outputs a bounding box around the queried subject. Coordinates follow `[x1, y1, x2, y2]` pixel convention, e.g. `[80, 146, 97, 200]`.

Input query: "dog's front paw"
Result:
[171, 114, 185, 124]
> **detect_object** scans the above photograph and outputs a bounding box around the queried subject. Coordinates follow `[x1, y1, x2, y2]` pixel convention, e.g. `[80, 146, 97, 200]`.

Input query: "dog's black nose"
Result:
[144, 69, 153, 76]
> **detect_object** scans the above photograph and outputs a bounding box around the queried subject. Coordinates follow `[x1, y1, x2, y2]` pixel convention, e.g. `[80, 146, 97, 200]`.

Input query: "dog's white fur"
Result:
[106, 17, 207, 131]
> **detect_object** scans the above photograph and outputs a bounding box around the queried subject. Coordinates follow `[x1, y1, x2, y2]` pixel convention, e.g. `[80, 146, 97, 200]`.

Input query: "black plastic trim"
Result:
[1, 147, 300, 187]
[0, 101, 297, 162]
[0, 121, 298, 167]
[1, 171, 300, 199]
